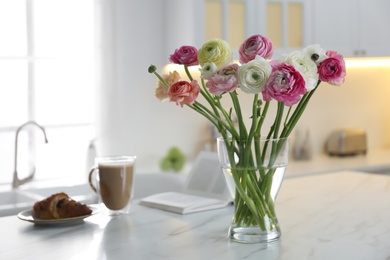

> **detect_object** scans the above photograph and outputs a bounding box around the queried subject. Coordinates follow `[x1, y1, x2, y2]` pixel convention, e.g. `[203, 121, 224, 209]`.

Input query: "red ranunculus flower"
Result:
[168, 80, 200, 107]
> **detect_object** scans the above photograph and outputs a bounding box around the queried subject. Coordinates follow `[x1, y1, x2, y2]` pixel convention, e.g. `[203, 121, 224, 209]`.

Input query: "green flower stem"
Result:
[229, 92, 249, 181]
[238, 94, 259, 184]
[258, 85, 320, 211]
[198, 83, 217, 110]
[239, 172, 267, 227]
[184, 65, 193, 81]
[151, 70, 172, 89]
[190, 102, 238, 138]
[266, 102, 285, 169]
[215, 98, 240, 138]
[255, 101, 269, 180]
[189, 103, 222, 130]
[261, 168, 277, 205]
[256, 101, 270, 135]
[259, 102, 285, 195]
[201, 78, 215, 102]
[258, 127, 275, 180]
[229, 102, 286, 232]
[273, 102, 285, 139]
[284, 106, 293, 127]
[260, 102, 283, 168]
[180, 68, 240, 140]
[196, 76, 241, 140]
[222, 138, 264, 226]
[196, 79, 221, 120]
[184, 65, 231, 139]
[244, 94, 259, 161]
[230, 92, 248, 139]
[239, 168, 278, 229]
[281, 81, 320, 139]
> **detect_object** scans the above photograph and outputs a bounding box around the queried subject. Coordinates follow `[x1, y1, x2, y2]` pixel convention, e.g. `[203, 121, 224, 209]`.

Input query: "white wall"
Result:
[95, 0, 390, 171]
[294, 64, 390, 153]
[95, 0, 208, 169]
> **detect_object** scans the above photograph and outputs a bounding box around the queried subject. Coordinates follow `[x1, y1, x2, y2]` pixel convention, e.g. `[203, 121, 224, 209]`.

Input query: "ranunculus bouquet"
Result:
[148, 34, 346, 243]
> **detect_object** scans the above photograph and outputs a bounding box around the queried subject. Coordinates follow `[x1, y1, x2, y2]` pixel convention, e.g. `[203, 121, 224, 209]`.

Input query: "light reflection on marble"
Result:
[1, 171, 390, 260]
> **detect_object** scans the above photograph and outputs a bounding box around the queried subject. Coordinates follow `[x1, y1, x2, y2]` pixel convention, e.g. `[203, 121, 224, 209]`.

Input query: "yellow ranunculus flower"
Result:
[198, 38, 233, 68]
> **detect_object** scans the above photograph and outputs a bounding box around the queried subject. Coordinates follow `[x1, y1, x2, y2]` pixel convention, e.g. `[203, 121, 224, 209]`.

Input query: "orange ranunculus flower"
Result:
[154, 71, 180, 101]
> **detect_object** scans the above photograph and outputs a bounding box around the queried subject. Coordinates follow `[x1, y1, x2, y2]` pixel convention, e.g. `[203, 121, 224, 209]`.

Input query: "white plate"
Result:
[17, 205, 99, 225]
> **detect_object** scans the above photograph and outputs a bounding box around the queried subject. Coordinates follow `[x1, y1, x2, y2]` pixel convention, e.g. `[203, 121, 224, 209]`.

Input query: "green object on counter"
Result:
[160, 147, 186, 172]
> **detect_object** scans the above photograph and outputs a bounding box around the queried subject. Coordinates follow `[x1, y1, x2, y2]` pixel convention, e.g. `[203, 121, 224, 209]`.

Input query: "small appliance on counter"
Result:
[325, 128, 367, 156]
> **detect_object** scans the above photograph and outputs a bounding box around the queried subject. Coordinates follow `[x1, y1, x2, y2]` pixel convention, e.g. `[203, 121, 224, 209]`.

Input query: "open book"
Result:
[140, 151, 233, 214]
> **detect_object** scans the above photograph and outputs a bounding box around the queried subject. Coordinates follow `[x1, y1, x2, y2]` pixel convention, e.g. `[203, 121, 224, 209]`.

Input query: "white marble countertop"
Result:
[1, 170, 390, 260]
[286, 148, 390, 178]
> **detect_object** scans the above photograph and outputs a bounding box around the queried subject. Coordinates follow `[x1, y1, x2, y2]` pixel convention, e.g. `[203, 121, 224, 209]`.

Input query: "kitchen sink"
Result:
[0, 190, 38, 205]
[0, 190, 41, 217]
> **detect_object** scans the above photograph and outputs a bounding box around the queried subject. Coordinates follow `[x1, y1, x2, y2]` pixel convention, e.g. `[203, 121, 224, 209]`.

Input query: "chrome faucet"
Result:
[13, 121, 48, 188]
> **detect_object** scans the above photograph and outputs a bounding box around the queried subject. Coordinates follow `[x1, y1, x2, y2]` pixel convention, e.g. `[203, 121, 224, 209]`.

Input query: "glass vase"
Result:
[217, 137, 289, 244]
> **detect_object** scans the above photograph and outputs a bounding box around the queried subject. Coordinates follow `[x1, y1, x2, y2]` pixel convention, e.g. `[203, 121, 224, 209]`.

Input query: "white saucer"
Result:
[17, 205, 99, 225]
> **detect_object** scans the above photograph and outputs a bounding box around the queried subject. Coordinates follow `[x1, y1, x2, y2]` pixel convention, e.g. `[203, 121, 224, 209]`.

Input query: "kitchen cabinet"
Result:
[312, 0, 390, 57]
[358, 0, 390, 57]
[202, 0, 312, 57]
[169, 0, 390, 58]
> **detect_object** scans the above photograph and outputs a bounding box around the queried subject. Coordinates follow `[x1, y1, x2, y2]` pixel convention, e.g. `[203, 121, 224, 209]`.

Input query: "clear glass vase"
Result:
[217, 137, 289, 244]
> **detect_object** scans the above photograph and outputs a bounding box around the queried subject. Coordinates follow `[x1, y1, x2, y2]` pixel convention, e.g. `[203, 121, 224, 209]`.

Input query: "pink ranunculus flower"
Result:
[206, 64, 239, 96]
[239, 34, 273, 63]
[169, 46, 199, 66]
[168, 80, 200, 107]
[262, 60, 307, 106]
[318, 50, 346, 86]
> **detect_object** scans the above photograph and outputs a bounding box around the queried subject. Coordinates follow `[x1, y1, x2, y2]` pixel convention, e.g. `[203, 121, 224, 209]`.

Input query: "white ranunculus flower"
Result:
[303, 44, 327, 65]
[283, 51, 319, 91]
[238, 56, 272, 94]
[200, 62, 217, 80]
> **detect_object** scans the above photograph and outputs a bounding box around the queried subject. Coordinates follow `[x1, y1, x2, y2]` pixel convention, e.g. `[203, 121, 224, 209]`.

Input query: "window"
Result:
[0, 0, 96, 184]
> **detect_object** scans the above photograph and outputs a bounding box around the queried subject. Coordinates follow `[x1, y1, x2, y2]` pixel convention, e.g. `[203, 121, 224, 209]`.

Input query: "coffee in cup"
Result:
[89, 156, 136, 215]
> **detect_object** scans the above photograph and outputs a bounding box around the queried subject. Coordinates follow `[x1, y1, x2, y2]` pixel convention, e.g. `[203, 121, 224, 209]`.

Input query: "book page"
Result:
[139, 151, 233, 214]
[184, 151, 232, 202]
[140, 191, 229, 214]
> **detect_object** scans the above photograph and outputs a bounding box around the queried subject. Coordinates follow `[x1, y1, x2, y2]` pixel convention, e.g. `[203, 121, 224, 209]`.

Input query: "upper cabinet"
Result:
[265, 0, 311, 57]
[358, 0, 390, 57]
[202, 0, 311, 58]
[312, 0, 390, 57]
[186, 0, 390, 59]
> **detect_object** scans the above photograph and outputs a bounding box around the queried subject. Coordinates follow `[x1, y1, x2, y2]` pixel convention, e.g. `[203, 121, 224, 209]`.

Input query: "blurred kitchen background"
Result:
[0, 0, 389, 184]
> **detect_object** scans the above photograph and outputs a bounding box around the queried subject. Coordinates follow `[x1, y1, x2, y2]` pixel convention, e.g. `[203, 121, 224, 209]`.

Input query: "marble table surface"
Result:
[1, 171, 390, 260]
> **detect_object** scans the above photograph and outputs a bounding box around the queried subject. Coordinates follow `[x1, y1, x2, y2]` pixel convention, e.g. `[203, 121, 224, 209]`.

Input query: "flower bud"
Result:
[148, 65, 157, 73]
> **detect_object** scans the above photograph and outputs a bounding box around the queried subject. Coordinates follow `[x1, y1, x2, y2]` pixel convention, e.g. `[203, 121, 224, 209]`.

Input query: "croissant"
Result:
[32, 192, 92, 219]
